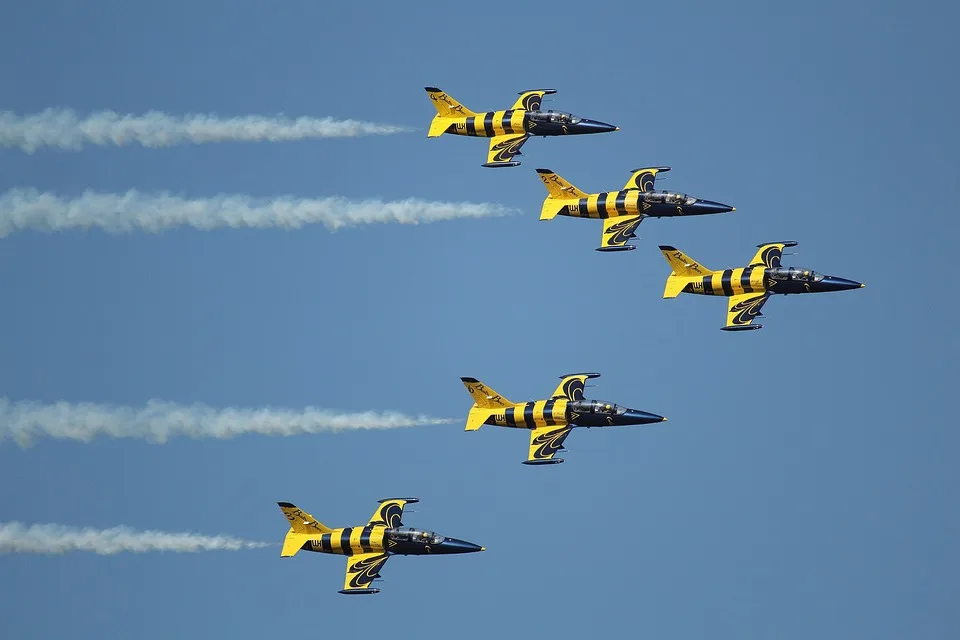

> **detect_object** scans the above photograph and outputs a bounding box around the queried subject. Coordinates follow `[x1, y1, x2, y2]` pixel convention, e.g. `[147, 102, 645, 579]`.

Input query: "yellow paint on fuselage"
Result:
[684, 266, 769, 297]
[296, 525, 388, 557]
[485, 398, 570, 429]
[442, 110, 528, 138]
[549, 190, 649, 219]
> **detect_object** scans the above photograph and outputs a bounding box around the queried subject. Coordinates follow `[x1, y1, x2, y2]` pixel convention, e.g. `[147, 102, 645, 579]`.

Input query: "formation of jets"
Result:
[278, 87, 865, 594]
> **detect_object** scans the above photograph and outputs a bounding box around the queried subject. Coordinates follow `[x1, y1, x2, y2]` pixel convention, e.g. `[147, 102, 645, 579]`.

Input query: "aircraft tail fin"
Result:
[277, 502, 330, 558]
[658, 245, 712, 299]
[460, 377, 513, 410]
[536, 169, 588, 220]
[424, 87, 477, 117]
[658, 245, 713, 277]
[278, 502, 332, 534]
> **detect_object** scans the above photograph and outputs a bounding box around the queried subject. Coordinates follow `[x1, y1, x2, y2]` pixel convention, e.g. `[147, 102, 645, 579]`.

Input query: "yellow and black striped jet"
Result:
[460, 373, 666, 465]
[537, 167, 735, 251]
[659, 241, 865, 331]
[425, 87, 618, 167]
[277, 498, 484, 595]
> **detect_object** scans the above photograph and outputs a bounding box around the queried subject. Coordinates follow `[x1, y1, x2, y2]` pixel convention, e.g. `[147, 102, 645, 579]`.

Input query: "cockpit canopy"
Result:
[568, 399, 626, 415]
[644, 191, 697, 206]
[770, 266, 824, 282]
[528, 110, 582, 125]
[386, 527, 446, 545]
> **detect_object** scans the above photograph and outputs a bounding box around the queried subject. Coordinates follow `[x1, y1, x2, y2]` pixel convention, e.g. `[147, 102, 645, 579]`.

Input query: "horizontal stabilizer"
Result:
[280, 533, 310, 557]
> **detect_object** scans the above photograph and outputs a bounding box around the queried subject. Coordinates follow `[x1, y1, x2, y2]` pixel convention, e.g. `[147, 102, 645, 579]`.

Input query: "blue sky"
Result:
[1, 1, 957, 638]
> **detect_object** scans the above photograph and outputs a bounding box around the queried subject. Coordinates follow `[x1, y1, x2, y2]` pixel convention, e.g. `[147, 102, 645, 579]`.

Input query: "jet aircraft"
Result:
[658, 241, 865, 331]
[277, 499, 484, 595]
[425, 87, 618, 167]
[460, 373, 666, 465]
[537, 167, 735, 251]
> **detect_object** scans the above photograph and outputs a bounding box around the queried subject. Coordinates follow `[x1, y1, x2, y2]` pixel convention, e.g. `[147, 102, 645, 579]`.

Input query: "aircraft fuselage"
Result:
[440, 110, 617, 138]
[683, 266, 864, 297]
[298, 525, 483, 557]
[552, 190, 734, 220]
[482, 398, 664, 429]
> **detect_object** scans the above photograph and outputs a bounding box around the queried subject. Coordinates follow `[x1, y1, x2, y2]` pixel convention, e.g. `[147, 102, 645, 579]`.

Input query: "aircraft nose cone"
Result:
[819, 276, 864, 292]
[692, 199, 736, 215]
[624, 409, 668, 425]
[435, 538, 485, 554]
[576, 119, 619, 134]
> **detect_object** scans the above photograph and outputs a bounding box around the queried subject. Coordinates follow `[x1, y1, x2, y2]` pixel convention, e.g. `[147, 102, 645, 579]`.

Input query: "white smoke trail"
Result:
[0, 522, 269, 555]
[0, 398, 457, 447]
[0, 188, 515, 237]
[0, 108, 412, 153]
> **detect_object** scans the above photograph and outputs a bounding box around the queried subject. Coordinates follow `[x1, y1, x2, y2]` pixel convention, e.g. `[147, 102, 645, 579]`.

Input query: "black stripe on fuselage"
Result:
[483, 113, 495, 137]
[615, 191, 628, 216]
[721, 270, 734, 296]
[543, 399, 556, 426]
[505, 406, 516, 426]
[596, 193, 608, 219]
[523, 403, 535, 428]
[578, 198, 588, 216]
[702, 276, 713, 295]
[320, 533, 332, 552]
[502, 110, 514, 134]
[340, 528, 352, 552]
[740, 267, 753, 293]
[360, 526, 372, 553]
[466, 117, 476, 136]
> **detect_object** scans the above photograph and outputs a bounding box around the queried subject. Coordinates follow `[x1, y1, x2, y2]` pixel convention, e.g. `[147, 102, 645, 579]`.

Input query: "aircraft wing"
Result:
[484, 133, 530, 167]
[551, 373, 600, 401]
[722, 292, 771, 331]
[512, 89, 557, 111]
[340, 552, 390, 594]
[368, 498, 419, 528]
[748, 241, 798, 268]
[599, 216, 643, 251]
[623, 166, 671, 191]
[524, 425, 573, 465]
